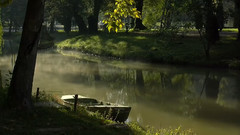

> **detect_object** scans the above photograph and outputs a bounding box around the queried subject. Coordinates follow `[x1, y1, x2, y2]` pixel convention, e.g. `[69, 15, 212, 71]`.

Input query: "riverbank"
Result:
[0, 93, 195, 135]
[53, 30, 240, 69]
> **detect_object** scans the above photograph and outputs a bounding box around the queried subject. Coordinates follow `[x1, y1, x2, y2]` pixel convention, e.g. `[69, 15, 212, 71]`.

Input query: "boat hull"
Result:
[61, 95, 131, 122]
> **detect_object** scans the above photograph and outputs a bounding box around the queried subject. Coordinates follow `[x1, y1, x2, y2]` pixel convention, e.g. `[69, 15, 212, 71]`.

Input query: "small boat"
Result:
[61, 95, 131, 122]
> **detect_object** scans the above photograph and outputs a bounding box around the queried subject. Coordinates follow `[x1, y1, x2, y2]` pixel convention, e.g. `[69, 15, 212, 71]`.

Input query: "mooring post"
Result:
[74, 94, 78, 112]
[36, 87, 40, 101]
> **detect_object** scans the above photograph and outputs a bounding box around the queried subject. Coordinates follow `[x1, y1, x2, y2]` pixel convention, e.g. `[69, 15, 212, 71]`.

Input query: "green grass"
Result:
[221, 28, 238, 33]
[53, 31, 240, 69]
[0, 107, 195, 135]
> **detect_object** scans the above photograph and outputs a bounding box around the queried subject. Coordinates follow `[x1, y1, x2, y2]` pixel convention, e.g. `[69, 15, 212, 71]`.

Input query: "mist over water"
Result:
[1, 50, 240, 135]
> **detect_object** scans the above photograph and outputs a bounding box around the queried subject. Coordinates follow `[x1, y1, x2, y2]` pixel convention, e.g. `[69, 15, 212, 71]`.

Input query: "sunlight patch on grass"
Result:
[222, 28, 238, 33]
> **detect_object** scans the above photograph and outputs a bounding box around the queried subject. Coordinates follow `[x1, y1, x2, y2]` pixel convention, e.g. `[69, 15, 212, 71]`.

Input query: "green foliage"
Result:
[143, 0, 191, 29]
[1, 0, 27, 32]
[0, 14, 2, 55]
[0, 0, 12, 7]
[146, 126, 196, 135]
[103, 0, 140, 32]
[0, 86, 8, 108]
[128, 123, 196, 135]
[0, 71, 11, 108]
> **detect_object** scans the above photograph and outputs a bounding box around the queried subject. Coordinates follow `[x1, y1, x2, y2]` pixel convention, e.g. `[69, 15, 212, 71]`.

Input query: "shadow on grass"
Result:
[0, 107, 134, 135]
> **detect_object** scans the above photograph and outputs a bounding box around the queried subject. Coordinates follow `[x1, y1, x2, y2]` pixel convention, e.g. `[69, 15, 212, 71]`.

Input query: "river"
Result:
[0, 49, 240, 135]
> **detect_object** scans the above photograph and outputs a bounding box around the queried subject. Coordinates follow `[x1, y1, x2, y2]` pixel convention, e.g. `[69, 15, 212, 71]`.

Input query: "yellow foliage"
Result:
[103, 0, 141, 33]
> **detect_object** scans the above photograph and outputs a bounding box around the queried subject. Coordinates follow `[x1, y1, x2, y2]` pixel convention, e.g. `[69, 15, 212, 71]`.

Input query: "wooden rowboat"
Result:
[61, 95, 131, 122]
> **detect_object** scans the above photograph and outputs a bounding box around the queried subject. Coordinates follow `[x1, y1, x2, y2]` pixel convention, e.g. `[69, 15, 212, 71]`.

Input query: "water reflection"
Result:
[1, 50, 240, 135]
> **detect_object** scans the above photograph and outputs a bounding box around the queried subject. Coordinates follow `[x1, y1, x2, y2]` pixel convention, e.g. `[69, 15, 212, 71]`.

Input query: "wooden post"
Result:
[36, 87, 40, 101]
[74, 94, 78, 112]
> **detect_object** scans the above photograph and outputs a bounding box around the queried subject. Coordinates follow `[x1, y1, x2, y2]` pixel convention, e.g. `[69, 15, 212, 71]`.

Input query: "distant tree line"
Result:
[1, 0, 239, 37]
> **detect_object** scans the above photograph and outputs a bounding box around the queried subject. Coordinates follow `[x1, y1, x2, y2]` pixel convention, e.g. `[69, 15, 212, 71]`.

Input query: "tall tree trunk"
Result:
[7, 0, 45, 109]
[8, 20, 12, 35]
[63, 16, 71, 34]
[74, 15, 87, 34]
[204, 0, 219, 59]
[72, 0, 87, 34]
[235, 0, 240, 41]
[88, 0, 103, 33]
[216, 0, 224, 31]
[49, 18, 54, 33]
[134, 0, 146, 30]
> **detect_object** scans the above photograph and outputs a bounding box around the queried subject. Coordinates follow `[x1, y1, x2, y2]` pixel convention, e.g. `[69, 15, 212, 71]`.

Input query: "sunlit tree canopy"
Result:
[103, 0, 140, 32]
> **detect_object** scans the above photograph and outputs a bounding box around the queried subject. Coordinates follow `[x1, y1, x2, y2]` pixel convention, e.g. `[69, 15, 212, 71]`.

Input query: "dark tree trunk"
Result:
[204, 0, 219, 59]
[88, 16, 98, 33]
[74, 15, 87, 34]
[134, 0, 146, 30]
[216, 0, 224, 31]
[72, 1, 87, 34]
[235, 0, 240, 41]
[8, 20, 12, 35]
[7, 0, 45, 109]
[88, 0, 103, 33]
[49, 19, 54, 33]
[63, 17, 71, 34]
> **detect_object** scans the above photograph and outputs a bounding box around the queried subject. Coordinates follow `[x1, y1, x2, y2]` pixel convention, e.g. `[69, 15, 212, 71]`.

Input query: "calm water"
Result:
[0, 50, 240, 135]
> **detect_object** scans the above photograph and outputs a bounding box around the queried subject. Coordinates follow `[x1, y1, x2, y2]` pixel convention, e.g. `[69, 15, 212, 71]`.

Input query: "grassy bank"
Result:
[0, 92, 195, 135]
[53, 30, 240, 69]
[0, 107, 195, 135]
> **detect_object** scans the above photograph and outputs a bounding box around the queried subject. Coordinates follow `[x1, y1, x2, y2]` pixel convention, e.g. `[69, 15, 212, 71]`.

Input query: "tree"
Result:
[103, 0, 140, 32]
[71, 0, 88, 33]
[216, 0, 224, 31]
[45, 0, 60, 33]
[7, 0, 45, 109]
[0, 0, 13, 52]
[134, 0, 146, 30]
[88, 0, 104, 33]
[1, 0, 27, 34]
[0, 9, 3, 54]
[234, 0, 240, 40]
[204, 0, 219, 59]
[54, 0, 73, 33]
[190, 0, 219, 59]
[0, 0, 12, 7]
[143, 0, 191, 32]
